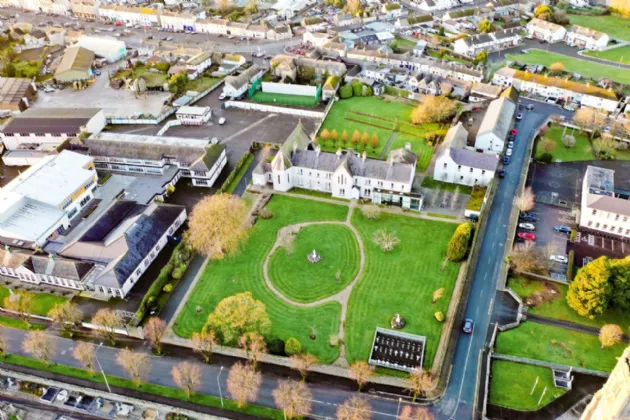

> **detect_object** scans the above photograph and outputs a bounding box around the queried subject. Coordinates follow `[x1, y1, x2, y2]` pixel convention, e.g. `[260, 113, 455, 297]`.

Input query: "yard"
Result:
[495, 321, 626, 372]
[345, 210, 461, 368]
[536, 125, 630, 162]
[567, 14, 630, 42]
[185, 77, 220, 92]
[388, 129, 440, 172]
[506, 50, 630, 85]
[268, 224, 360, 303]
[507, 277, 630, 331]
[318, 97, 435, 159]
[421, 176, 473, 194]
[252, 91, 318, 108]
[584, 45, 630, 65]
[0, 286, 68, 316]
[489, 360, 567, 410]
[113, 65, 168, 88]
[173, 195, 347, 363]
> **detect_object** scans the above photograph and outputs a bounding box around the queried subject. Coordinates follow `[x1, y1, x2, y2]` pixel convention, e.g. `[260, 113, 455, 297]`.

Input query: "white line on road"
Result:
[488, 298, 494, 315]
[449, 331, 475, 420]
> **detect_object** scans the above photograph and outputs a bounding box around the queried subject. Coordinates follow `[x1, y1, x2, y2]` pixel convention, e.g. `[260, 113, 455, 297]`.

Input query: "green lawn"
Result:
[535, 125, 594, 162]
[252, 91, 318, 108]
[426, 50, 472, 65]
[0, 315, 46, 331]
[489, 360, 567, 410]
[345, 211, 460, 368]
[268, 224, 360, 303]
[0, 354, 282, 419]
[507, 277, 630, 331]
[114, 65, 167, 88]
[225, 154, 254, 194]
[0, 286, 68, 316]
[584, 45, 630, 65]
[495, 321, 626, 372]
[174, 195, 347, 363]
[506, 50, 630, 85]
[421, 176, 473, 194]
[387, 128, 440, 172]
[568, 14, 630, 41]
[318, 97, 423, 158]
[185, 77, 220, 92]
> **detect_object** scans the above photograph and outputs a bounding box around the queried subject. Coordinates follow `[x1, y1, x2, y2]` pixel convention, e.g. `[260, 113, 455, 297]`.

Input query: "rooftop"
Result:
[55, 46, 95, 76]
[1, 108, 102, 134]
[477, 96, 516, 142]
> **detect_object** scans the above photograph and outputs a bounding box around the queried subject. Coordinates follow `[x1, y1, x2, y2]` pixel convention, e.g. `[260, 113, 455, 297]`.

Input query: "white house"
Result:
[303, 32, 330, 48]
[252, 122, 423, 210]
[0, 108, 106, 154]
[566, 25, 610, 50]
[434, 122, 499, 187]
[525, 18, 567, 43]
[160, 11, 196, 32]
[247, 23, 269, 39]
[75, 36, 127, 63]
[453, 28, 521, 57]
[474, 96, 516, 153]
[410, 0, 459, 12]
[223, 64, 263, 98]
[335, 13, 362, 27]
[186, 52, 212, 79]
[492, 67, 620, 113]
[195, 18, 229, 35]
[382, 3, 404, 17]
[267, 25, 293, 40]
[176, 106, 212, 125]
[579, 165, 630, 238]
[301, 17, 327, 32]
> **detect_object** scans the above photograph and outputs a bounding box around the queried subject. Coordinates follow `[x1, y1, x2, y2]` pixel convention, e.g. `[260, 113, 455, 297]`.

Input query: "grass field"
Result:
[535, 125, 594, 162]
[388, 128, 439, 172]
[225, 154, 254, 194]
[173, 195, 347, 363]
[185, 77, 220, 92]
[495, 321, 626, 372]
[0, 315, 46, 331]
[568, 14, 630, 41]
[489, 360, 567, 410]
[0, 286, 68, 316]
[421, 176, 473, 194]
[318, 97, 431, 159]
[114, 65, 167, 88]
[345, 211, 460, 368]
[584, 45, 630, 65]
[268, 224, 360, 303]
[252, 91, 318, 108]
[506, 50, 630, 85]
[508, 277, 630, 330]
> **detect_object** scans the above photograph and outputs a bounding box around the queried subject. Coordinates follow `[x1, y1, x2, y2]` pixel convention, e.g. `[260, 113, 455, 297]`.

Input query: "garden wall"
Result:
[225, 101, 325, 118]
[262, 82, 317, 97]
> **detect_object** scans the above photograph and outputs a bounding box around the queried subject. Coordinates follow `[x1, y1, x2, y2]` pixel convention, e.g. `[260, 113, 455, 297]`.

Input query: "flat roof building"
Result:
[0, 77, 36, 113]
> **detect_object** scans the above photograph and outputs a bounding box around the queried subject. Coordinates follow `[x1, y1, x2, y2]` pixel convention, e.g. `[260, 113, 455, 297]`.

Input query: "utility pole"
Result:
[95, 343, 112, 394]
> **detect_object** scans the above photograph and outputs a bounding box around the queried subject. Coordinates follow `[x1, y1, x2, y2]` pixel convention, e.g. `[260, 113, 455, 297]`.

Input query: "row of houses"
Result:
[453, 28, 522, 57]
[526, 18, 610, 50]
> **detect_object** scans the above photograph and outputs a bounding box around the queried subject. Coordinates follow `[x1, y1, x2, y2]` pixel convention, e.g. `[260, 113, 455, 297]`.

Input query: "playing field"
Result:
[584, 45, 630, 64]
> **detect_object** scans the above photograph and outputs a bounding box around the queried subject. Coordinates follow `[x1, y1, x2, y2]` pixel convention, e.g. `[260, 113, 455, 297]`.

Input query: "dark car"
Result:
[503, 156, 510, 165]
[554, 225, 572, 234]
[463, 318, 474, 334]
[498, 170, 505, 178]
[520, 213, 536, 221]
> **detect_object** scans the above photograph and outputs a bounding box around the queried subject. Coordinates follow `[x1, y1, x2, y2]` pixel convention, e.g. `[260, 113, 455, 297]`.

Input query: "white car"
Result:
[506, 148, 513, 157]
[43, 86, 55, 93]
[218, 117, 226, 125]
[219, 92, 227, 100]
[550, 255, 568, 264]
[563, 105, 576, 111]
[518, 223, 535, 231]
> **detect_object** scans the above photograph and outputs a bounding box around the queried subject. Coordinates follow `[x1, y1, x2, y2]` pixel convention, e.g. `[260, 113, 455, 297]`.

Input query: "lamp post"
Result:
[217, 366, 224, 408]
[95, 343, 112, 394]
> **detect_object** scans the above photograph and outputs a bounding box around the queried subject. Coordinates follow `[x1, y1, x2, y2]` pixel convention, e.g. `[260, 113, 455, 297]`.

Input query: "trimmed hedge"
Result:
[219, 151, 253, 194]
[567, 250, 575, 281]
[285, 337, 302, 355]
[447, 222, 473, 262]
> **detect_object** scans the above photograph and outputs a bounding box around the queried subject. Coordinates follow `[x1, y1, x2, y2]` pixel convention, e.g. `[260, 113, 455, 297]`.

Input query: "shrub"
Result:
[570, 229, 577, 243]
[372, 229, 400, 252]
[352, 81, 364, 97]
[364, 86, 373, 97]
[361, 205, 381, 220]
[447, 222, 472, 262]
[163, 283, 174, 293]
[567, 250, 575, 280]
[147, 296, 158, 311]
[259, 208, 273, 219]
[172, 267, 184, 280]
[268, 338, 286, 356]
[285, 337, 302, 355]
[329, 334, 339, 347]
[339, 83, 353, 99]
[434, 311, 444, 322]
[537, 152, 553, 164]
[155, 62, 171, 72]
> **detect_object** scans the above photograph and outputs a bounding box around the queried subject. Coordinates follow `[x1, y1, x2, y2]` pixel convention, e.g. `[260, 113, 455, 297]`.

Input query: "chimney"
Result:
[316, 145, 321, 156]
[405, 142, 411, 151]
[48, 253, 55, 261]
[362, 150, 367, 164]
[336, 148, 342, 159]
[293, 141, 298, 154]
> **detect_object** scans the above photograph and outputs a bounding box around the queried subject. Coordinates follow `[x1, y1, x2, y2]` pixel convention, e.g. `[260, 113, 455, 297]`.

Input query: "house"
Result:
[24, 30, 49, 49]
[0, 108, 106, 153]
[54, 46, 95, 83]
[252, 122, 423, 210]
[566, 25, 609, 51]
[70, 0, 100, 20]
[185, 52, 212, 79]
[0, 77, 37, 113]
[579, 166, 630, 239]
[160, 11, 196, 32]
[0, 151, 97, 248]
[474, 96, 516, 153]
[75, 36, 127, 63]
[581, 346, 630, 420]
[412, 40, 427, 56]
[469, 82, 502, 102]
[434, 122, 499, 186]
[303, 32, 330, 48]
[267, 24, 292, 40]
[566, 0, 589, 7]
[382, 3, 404, 17]
[453, 28, 521, 57]
[247, 23, 269, 39]
[195, 18, 229, 35]
[227, 22, 250, 37]
[271, 55, 347, 81]
[335, 13, 361, 27]
[302, 17, 326, 32]
[410, 0, 458, 12]
[525, 18, 567, 43]
[223, 64, 263, 98]
[82, 132, 227, 188]
[175, 106, 212, 125]
[492, 67, 620, 112]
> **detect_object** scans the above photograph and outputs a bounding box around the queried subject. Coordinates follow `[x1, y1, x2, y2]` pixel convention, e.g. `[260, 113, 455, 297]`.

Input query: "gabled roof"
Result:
[281, 120, 312, 155]
[23, 255, 95, 281]
[477, 96, 516, 141]
[568, 24, 607, 40]
[439, 122, 499, 171]
[55, 46, 94, 76]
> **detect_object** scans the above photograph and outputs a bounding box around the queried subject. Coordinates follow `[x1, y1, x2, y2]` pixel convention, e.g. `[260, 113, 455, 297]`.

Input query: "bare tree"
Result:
[372, 229, 400, 252]
[337, 396, 372, 420]
[399, 405, 433, 420]
[73, 342, 96, 376]
[23, 331, 56, 366]
[361, 205, 381, 220]
[4, 292, 33, 327]
[349, 361, 374, 391]
[599, 324, 623, 349]
[561, 134, 576, 148]
[239, 332, 267, 371]
[272, 379, 313, 419]
[92, 309, 123, 346]
[171, 362, 203, 399]
[290, 353, 318, 381]
[509, 241, 546, 274]
[515, 187, 535, 212]
[406, 368, 433, 402]
[144, 317, 167, 355]
[540, 138, 557, 153]
[227, 362, 262, 408]
[116, 348, 151, 386]
[549, 62, 565, 75]
[218, 0, 231, 14]
[48, 301, 83, 337]
[573, 107, 605, 138]
[192, 330, 217, 363]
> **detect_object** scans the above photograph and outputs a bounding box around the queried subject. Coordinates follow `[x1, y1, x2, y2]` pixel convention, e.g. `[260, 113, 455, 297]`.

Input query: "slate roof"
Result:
[225, 64, 261, 90]
[0, 246, 32, 269]
[477, 96, 516, 141]
[439, 123, 499, 171]
[493, 28, 520, 40]
[23, 255, 95, 281]
[587, 195, 630, 217]
[55, 46, 94, 76]
[1, 108, 101, 135]
[80, 201, 147, 243]
[568, 24, 607, 40]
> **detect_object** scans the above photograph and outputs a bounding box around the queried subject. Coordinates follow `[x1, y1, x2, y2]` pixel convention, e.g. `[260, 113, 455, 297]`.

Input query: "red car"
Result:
[518, 232, 536, 241]
[510, 128, 518, 135]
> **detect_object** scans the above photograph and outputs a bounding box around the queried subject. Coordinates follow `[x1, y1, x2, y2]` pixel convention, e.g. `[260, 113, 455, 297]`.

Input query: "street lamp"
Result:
[95, 342, 112, 394]
[217, 366, 224, 408]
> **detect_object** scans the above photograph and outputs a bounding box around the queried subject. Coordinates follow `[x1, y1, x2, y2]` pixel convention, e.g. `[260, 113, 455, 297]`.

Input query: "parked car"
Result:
[462, 318, 474, 334]
[218, 117, 226, 125]
[550, 255, 569, 264]
[498, 170, 505, 178]
[506, 148, 513, 157]
[508, 141, 514, 149]
[503, 156, 510, 165]
[518, 232, 536, 241]
[519, 213, 536, 222]
[563, 105, 576, 111]
[43, 86, 55, 93]
[518, 223, 535, 231]
[94, 69, 101, 76]
[516, 113, 523, 120]
[554, 225, 571, 234]
[508, 134, 516, 141]
[510, 128, 518, 136]
[219, 92, 227, 100]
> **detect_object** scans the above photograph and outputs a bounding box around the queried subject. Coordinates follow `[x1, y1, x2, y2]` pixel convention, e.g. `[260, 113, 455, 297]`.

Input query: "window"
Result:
[624, 217, 628, 222]
[469, 168, 473, 173]
[481, 170, 485, 175]
[592, 209, 597, 216]
[615, 215, 620, 221]
[339, 189, 345, 195]
[457, 165, 461, 171]
[588, 221, 592, 227]
[460, 176, 464, 181]
[596, 223, 600, 228]
[136, 269, 141, 276]
[277, 175, 281, 184]
[626, 229, 630, 235]
[610, 225, 615, 231]
[443, 163, 447, 169]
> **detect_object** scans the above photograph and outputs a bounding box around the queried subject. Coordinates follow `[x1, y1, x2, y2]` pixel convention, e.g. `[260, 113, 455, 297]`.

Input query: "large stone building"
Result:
[474, 96, 516, 153]
[581, 346, 630, 419]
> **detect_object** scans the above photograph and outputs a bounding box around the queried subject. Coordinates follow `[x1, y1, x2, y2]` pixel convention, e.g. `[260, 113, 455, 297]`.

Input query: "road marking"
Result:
[449, 330, 475, 420]
[488, 298, 494, 315]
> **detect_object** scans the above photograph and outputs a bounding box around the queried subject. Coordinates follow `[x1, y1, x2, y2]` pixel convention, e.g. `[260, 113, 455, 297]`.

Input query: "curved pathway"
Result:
[262, 203, 364, 364]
